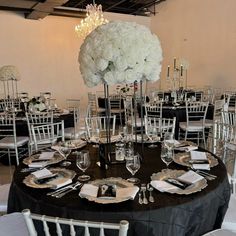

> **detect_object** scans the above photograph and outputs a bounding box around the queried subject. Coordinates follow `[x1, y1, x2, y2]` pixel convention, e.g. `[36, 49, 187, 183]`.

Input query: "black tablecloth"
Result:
[8, 144, 230, 236]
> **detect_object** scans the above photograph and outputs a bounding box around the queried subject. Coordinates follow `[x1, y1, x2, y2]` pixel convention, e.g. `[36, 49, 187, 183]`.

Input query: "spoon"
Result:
[147, 184, 154, 203]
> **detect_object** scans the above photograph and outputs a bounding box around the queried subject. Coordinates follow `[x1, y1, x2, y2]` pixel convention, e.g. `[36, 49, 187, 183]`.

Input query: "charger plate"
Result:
[151, 169, 207, 195]
[60, 140, 87, 150]
[173, 152, 218, 168]
[79, 177, 135, 204]
[23, 168, 75, 189]
[23, 152, 64, 166]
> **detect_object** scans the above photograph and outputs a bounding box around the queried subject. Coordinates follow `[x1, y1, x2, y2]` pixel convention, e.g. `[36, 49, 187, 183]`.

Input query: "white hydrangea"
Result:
[0, 65, 20, 81]
[79, 21, 163, 87]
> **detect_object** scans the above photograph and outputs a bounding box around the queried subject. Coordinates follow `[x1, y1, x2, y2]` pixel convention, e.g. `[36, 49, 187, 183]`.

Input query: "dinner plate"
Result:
[173, 152, 218, 168]
[79, 177, 135, 204]
[151, 169, 207, 195]
[23, 152, 64, 166]
[23, 168, 76, 189]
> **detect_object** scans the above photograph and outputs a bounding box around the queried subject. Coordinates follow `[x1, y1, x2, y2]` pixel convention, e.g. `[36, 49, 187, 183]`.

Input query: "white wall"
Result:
[0, 11, 150, 111]
[150, 0, 236, 90]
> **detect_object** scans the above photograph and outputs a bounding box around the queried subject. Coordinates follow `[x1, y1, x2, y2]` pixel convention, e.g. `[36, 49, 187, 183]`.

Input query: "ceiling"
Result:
[0, 0, 165, 20]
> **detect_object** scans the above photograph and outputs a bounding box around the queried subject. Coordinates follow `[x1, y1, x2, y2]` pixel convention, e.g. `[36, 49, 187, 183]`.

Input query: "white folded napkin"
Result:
[32, 168, 53, 179]
[175, 145, 198, 152]
[48, 178, 72, 189]
[79, 184, 139, 200]
[38, 152, 55, 160]
[28, 161, 48, 168]
[151, 170, 204, 192]
[178, 170, 204, 183]
[190, 151, 210, 170]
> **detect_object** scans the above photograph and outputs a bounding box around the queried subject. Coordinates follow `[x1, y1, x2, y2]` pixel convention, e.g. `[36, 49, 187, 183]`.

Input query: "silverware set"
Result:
[139, 184, 154, 204]
[47, 181, 82, 198]
[195, 170, 217, 181]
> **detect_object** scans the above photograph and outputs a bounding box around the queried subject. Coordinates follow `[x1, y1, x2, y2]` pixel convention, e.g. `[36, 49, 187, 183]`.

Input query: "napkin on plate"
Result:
[28, 161, 49, 168]
[174, 145, 198, 152]
[32, 168, 53, 179]
[79, 184, 139, 200]
[38, 152, 55, 160]
[151, 170, 204, 192]
[190, 151, 210, 170]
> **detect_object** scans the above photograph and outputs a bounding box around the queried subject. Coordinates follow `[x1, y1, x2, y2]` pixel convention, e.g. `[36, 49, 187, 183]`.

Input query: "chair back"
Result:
[88, 92, 98, 117]
[22, 209, 129, 236]
[31, 121, 64, 152]
[222, 111, 236, 126]
[66, 99, 80, 112]
[145, 116, 176, 139]
[85, 115, 116, 138]
[186, 101, 209, 126]
[109, 94, 122, 111]
[213, 99, 225, 122]
[145, 101, 163, 119]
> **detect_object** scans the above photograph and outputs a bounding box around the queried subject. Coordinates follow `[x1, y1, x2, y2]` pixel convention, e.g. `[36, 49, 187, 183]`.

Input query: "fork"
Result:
[141, 184, 148, 204]
[55, 182, 82, 198]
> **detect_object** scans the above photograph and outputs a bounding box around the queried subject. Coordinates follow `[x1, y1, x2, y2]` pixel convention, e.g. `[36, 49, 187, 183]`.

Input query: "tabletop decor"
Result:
[79, 21, 163, 87]
[0, 65, 20, 99]
[28, 96, 47, 112]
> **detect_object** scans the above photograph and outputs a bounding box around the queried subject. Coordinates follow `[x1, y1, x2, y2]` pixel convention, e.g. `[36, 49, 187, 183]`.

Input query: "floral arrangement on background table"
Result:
[28, 96, 46, 112]
[79, 21, 163, 87]
[0, 65, 20, 81]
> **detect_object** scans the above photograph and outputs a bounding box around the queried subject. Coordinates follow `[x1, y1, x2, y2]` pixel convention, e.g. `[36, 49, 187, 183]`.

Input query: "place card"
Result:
[190, 151, 210, 170]
[178, 170, 204, 184]
[32, 168, 52, 179]
[39, 152, 55, 160]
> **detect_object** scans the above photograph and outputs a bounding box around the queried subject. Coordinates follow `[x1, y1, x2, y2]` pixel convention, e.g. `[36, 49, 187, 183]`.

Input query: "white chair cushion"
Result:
[222, 195, 236, 232]
[0, 212, 30, 236]
[0, 184, 10, 212]
[179, 121, 204, 131]
[0, 136, 29, 149]
[204, 119, 214, 128]
[203, 229, 236, 236]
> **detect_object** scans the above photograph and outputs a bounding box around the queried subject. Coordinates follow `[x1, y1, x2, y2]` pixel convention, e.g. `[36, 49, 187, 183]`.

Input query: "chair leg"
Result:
[185, 130, 187, 141]
[15, 146, 19, 166]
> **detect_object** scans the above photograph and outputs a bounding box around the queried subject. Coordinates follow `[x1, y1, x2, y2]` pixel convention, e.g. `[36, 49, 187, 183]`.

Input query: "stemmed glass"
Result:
[59, 144, 72, 167]
[93, 128, 100, 148]
[147, 126, 158, 148]
[161, 132, 175, 168]
[76, 150, 91, 182]
[126, 154, 140, 184]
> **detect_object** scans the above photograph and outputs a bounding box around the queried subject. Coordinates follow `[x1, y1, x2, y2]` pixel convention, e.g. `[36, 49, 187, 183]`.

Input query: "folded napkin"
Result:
[32, 168, 53, 179]
[79, 184, 139, 200]
[175, 145, 198, 152]
[47, 178, 72, 189]
[151, 170, 204, 192]
[38, 152, 55, 160]
[28, 161, 48, 168]
[190, 151, 210, 170]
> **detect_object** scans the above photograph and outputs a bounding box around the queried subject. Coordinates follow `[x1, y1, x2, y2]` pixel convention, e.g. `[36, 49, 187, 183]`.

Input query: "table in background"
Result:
[8, 144, 230, 236]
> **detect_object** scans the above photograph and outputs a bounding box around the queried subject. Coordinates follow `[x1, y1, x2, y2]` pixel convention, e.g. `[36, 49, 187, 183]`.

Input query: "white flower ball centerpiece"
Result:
[0, 65, 20, 81]
[79, 21, 163, 87]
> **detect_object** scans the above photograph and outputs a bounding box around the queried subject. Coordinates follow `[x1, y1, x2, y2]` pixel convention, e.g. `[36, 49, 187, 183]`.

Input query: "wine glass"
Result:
[59, 144, 72, 167]
[126, 154, 140, 184]
[147, 126, 158, 148]
[76, 150, 91, 182]
[160, 145, 173, 168]
[93, 128, 100, 148]
[162, 132, 175, 168]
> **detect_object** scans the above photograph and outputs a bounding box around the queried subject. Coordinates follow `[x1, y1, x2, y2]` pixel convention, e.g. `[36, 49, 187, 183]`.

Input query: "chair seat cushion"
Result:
[0, 212, 29, 236]
[179, 121, 205, 131]
[0, 136, 29, 149]
[222, 194, 236, 232]
[0, 184, 10, 212]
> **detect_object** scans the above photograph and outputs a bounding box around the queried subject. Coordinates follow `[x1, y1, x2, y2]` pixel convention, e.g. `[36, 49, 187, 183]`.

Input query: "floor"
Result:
[0, 162, 14, 185]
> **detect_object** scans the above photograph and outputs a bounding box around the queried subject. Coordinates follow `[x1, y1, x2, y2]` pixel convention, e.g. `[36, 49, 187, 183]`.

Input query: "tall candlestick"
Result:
[174, 58, 176, 69]
[180, 65, 183, 76]
[167, 65, 170, 77]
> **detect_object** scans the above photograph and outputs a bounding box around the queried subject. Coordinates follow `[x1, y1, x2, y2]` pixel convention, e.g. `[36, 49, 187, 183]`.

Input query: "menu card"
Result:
[190, 151, 210, 170]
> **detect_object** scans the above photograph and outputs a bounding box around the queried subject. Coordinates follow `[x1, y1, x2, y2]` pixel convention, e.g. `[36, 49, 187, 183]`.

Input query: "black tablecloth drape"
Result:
[8, 144, 230, 236]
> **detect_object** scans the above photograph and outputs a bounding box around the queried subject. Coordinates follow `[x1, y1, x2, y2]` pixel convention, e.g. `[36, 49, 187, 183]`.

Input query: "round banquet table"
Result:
[8, 143, 230, 236]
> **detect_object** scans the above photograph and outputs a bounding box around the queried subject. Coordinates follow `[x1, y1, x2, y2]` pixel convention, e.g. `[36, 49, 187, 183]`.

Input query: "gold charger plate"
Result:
[23, 152, 64, 166]
[173, 152, 218, 168]
[151, 169, 207, 195]
[61, 140, 87, 150]
[79, 177, 135, 204]
[23, 168, 76, 189]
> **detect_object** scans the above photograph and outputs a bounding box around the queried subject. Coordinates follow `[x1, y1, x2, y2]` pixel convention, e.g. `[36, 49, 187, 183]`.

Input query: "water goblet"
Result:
[93, 128, 100, 148]
[59, 144, 72, 167]
[163, 132, 175, 152]
[126, 154, 140, 184]
[147, 126, 158, 148]
[76, 150, 91, 182]
[160, 146, 173, 168]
